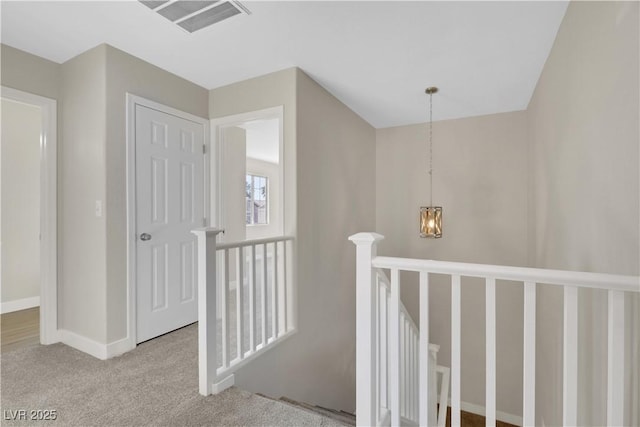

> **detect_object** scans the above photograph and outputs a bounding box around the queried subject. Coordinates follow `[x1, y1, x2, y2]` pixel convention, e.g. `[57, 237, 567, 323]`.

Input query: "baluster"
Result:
[410, 324, 415, 421]
[408, 327, 412, 421]
[272, 242, 278, 340]
[236, 246, 244, 360]
[261, 243, 268, 347]
[410, 322, 414, 420]
[283, 241, 290, 332]
[408, 320, 412, 419]
[415, 332, 419, 422]
[486, 277, 496, 427]
[407, 321, 412, 420]
[277, 241, 286, 336]
[221, 248, 230, 367]
[451, 275, 461, 427]
[563, 286, 577, 426]
[380, 281, 388, 410]
[406, 319, 410, 419]
[400, 312, 405, 419]
[523, 281, 536, 426]
[390, 268, 401, 427]
[418, 330, 421, 421]
[438, 365, 450, 427]
[249, 244, 256, 352]
[374, 276, 380, 424]
[415, 331, 419, 421]
[419, 271, 430, 426]
[607, 290, 624, 426]
[376, 276, 384, 424]
[409, 322, 413, 420]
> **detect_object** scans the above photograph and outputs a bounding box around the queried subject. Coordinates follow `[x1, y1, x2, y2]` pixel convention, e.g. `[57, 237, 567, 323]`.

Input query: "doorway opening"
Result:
[0, 86, 58, 348]
[211, 106, 284, 243]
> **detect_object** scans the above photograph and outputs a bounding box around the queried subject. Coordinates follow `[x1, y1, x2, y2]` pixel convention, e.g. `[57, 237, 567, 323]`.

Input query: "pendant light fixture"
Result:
[420, 87, 442, 238]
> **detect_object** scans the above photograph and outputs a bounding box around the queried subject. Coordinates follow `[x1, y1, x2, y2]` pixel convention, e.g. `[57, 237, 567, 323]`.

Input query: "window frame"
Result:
[245, 172, 269, 226]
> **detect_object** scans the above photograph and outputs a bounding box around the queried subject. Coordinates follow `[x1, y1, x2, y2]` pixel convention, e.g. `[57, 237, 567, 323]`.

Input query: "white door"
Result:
[135, 104, 204, 343]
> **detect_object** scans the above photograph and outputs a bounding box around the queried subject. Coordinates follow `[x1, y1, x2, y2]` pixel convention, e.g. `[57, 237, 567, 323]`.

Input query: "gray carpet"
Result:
[1, 324, 345, 427]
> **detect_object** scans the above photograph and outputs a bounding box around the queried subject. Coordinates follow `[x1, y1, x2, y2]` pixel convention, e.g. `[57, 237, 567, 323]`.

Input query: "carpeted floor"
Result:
[0, 324, 344, 426]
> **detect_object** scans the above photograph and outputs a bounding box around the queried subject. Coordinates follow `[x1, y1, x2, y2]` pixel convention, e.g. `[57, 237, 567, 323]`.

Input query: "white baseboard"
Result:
[106, 336, 136, 358]
[59, 330, 136, 360]
[212, 374, 235, 394]
[1, 296, 40, 314]
[59, 329, 109, 360]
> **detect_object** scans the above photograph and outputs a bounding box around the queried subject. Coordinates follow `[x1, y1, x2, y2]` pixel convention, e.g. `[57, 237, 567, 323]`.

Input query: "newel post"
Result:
[349, 232, 385, 427]
[191, 227, 223, 396]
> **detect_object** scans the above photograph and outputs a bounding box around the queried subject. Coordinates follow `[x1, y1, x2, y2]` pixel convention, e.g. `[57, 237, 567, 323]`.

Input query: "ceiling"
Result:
[0, 1, 568, 128]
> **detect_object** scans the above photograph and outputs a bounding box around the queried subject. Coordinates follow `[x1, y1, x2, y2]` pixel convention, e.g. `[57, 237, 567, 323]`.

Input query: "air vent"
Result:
[140, 0, 250, 33]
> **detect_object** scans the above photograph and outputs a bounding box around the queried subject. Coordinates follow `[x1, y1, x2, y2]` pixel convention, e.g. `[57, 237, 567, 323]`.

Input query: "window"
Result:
[246, 174, 268, 225]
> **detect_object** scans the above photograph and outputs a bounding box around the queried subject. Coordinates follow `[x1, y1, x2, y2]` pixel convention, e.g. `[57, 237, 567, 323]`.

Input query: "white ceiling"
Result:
[0, 1, 568, 128]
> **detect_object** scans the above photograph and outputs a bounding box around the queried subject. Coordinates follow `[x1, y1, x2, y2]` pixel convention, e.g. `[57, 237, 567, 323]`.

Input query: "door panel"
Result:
[180, 240, 196, 302]
[136, 104, 204, 343]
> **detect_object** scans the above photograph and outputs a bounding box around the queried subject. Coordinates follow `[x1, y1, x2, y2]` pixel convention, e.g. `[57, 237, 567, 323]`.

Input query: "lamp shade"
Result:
[420, 206, 442, 238]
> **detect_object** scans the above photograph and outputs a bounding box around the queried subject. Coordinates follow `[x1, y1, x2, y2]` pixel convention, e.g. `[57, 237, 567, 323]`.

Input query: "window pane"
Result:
[245, 174, 268, 225]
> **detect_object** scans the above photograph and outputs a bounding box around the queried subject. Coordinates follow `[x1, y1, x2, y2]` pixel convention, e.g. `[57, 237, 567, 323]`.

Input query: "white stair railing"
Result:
[350, 232, 444, 427]
[375, 268, 445, 427]
[192, 228, 295, 395]
[350, 232, 639, 427]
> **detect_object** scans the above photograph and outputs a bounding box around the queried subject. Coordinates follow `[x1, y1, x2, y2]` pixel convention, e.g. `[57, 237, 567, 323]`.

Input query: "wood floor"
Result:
[1, 307, 40, 353]
[444, 406, 517, 427]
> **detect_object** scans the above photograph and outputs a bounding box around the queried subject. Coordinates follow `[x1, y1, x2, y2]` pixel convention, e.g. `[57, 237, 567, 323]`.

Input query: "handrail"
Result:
[373, 256, 639, 292]
[352, 232, 638, 427]
[216, 235, 295, 250]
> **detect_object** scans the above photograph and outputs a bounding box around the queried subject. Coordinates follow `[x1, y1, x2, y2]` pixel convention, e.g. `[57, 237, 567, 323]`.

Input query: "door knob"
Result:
[140, 233, 152, 241]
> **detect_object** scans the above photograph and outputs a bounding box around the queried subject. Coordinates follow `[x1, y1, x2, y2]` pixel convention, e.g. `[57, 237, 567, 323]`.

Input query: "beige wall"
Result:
[292, 69, 375, 411]
[209, 68, 376, 412]
[60, 45, 108, 342]
[220, 127, 247, 243]
[1, 44, 60, 100]
[1, 99, 41, 304]
[376, 111, 529, 417]
[527, 2, 639, 425]
[103, 45, 208, 343]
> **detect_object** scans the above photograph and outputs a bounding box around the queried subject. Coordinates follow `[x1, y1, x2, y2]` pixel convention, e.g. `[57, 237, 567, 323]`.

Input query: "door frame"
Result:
[210, 105, 285, 239]
[1, 86, 58, 345]
[125, 94, 209, 347]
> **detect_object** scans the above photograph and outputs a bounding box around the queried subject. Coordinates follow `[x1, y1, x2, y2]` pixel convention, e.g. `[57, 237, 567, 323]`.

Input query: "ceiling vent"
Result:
[139, 0, 250, 33]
